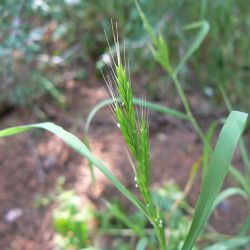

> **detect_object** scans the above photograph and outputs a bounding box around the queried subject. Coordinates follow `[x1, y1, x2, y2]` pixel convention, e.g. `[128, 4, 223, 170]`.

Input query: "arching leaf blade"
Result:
[175, 20, 210, 76]
[0, 122, 149, 220]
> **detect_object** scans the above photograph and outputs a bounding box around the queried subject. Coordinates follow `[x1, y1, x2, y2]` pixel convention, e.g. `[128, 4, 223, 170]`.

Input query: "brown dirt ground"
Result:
[0, 75, 249, 250]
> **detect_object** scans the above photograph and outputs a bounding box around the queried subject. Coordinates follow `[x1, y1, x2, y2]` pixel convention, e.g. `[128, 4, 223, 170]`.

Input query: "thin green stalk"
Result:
[136, 0, 207, 147]
[153, 224, 167, 250]
[172, 73, 207, 145]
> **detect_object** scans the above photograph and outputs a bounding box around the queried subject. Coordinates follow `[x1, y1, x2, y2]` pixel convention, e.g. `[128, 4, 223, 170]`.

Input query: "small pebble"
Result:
[5, 208, 23, 223]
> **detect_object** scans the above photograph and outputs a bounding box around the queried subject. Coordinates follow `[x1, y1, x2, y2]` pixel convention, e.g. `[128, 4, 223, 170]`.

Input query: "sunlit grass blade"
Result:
[174, 20, 210, 76]
[0, 122, 149, 220]
[182, 111, 248, 250]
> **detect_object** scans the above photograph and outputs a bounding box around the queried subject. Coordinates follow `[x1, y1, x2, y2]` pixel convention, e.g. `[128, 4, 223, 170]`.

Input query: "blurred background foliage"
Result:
[0, 0, 249, 109]
[50, 179, 197, 250]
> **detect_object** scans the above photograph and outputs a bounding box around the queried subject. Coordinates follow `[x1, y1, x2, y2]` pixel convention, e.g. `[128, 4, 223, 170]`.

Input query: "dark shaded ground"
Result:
[0, 74, 248, 250]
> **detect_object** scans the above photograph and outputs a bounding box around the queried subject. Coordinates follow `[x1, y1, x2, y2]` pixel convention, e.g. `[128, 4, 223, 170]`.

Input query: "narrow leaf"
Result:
[0, 123, 149, 220]
[182, 111, 248, 250]
[210, 187, 247, 219]
[175, 20, 210, 76]
[85, 97, 188, 136]
[84, 97, 188, 178]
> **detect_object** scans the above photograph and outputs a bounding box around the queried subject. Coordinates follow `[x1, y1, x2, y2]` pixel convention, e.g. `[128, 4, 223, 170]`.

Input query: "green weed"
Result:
[0, 3, 249, 249]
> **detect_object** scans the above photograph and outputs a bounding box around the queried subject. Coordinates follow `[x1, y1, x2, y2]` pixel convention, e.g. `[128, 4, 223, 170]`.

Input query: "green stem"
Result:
[153, 222, 167, 250]
[172, 73, 207, 146]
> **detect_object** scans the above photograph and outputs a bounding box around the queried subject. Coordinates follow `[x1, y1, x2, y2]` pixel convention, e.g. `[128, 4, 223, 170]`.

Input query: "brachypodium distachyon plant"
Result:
[0, 3, 249, 250]
[102, 25, 166, 248]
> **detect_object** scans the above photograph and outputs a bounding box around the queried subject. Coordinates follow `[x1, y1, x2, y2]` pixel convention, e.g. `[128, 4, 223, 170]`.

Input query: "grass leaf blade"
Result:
[211, 187, 247, 211]
[175, 20, 210, 76]
[182, 111, 248, 250]
[0, 122, 149, 219]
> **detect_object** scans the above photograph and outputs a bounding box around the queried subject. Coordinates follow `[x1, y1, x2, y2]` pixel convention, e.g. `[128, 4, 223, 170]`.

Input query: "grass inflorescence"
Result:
[103, 24, 166, 248]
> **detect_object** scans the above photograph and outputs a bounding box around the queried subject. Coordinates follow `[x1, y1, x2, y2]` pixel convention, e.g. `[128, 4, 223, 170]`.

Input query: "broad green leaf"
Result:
[0, 123, 149, 220]
[182, 111, 248, 250]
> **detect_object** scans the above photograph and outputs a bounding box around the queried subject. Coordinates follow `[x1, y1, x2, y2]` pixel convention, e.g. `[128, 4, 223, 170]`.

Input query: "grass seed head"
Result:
[103, 26, 164, 232]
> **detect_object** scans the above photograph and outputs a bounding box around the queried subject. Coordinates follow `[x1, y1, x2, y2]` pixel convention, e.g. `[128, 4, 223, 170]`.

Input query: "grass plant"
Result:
[0, 4, 249, 249]
[83, 3, 250, 248]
